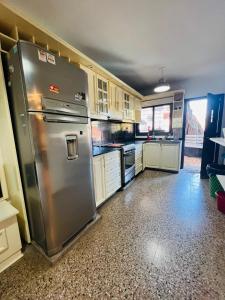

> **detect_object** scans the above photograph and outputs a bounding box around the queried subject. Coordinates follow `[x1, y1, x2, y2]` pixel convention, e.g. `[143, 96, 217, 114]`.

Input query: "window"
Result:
[154, 105, 171, 132]
[139, 107, 153, 132]
[137, 104, 172, 135]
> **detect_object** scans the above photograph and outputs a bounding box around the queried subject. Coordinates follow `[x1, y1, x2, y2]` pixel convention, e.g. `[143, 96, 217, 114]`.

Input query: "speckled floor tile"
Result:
[1, 169, 225, 299]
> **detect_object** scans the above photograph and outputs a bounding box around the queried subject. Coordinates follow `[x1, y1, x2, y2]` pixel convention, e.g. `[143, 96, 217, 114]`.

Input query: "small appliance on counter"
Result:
[7, 41, 96, 257]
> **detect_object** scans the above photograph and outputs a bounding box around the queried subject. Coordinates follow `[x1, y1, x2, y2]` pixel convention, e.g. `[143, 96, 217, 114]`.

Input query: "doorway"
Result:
[184, 98, 207, 172]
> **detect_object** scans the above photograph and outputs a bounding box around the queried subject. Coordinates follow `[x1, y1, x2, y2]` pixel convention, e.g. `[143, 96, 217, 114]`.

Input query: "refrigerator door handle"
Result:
[66, 135, 79, 160]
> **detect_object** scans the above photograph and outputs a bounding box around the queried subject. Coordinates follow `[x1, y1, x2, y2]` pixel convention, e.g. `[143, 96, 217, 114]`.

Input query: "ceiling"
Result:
[3, 0, 225, 93]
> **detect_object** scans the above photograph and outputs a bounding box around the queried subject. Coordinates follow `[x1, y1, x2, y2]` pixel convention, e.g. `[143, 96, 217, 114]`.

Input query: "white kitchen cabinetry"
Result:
[96, 75, 109, 117]
[134, 98, 142, 123]
[93, 150, 121, 207]
[92, 155, 105, 207]
[143, 143, 161, 169]
[80, 65, 110, 120]
[143, 142, 181, 172]
[109, 82, 123, 121]
[161, 144, 180, 171]
[135, 144, 143, 175]
[123, 92, 134, 122]
[104, 151, 121, 199]
[0, 201, 23, 273]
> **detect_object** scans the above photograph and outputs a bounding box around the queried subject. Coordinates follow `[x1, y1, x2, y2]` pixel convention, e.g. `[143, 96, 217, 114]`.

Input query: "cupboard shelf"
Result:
[0, 32, 16, 51]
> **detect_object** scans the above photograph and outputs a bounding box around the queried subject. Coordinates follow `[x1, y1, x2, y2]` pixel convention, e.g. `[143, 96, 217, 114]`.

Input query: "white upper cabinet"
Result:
[123, 92, 134, 122]
[96, 75, 109, 118]
[109, 82, 123, 120]
[134, 98, 142, 123]
[80, 64, 141, 122]
[79, 65, 98, 118]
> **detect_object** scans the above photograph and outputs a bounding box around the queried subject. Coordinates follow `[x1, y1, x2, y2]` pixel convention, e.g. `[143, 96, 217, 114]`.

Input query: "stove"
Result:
[102, 143, 135, 187]
[121, 144, 135, 186]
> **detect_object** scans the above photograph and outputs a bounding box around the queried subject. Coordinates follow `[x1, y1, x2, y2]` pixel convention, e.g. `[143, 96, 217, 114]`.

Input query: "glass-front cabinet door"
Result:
[123, 92, 130, 120]
[123, 92, 134, 121]
[96, 75, 109, 116]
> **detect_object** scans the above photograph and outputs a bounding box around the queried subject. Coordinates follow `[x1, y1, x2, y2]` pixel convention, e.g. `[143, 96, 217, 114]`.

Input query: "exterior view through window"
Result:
[139, 107, 153, 132]
[139, 104, 171, 133]
[184, 98, 207, 172]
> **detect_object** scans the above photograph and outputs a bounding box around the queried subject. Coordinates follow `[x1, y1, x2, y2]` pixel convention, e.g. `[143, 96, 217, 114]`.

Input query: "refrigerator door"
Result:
[29, 112, 96, 255]
[15, 41, 88, 112]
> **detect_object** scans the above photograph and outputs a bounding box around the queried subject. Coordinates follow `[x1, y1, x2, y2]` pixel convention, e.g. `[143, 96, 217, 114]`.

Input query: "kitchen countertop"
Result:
[135, 139, 182, 145]
[92, 146, 121, 157]
[93, 139, 182, 156]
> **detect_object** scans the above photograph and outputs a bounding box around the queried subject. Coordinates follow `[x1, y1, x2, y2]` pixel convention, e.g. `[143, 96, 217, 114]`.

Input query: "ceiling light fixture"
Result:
[154, 67, 170, 93]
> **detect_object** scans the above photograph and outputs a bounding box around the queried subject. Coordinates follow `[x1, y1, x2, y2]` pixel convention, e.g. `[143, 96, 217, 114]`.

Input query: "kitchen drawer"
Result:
[135, 149, 142, 162]
[105, 177, 121, 186]
[105, 169, 121, 177]
[105, 162, 120, 169]
[135, 164, 143, 175]
[135, 156, 142, 163]
[106, 182, 121, 197]
[105, 176, 121, 187]
[0, 215, 22, 273]
[104, 150, 120, 161]
[135, 150, 142, 157]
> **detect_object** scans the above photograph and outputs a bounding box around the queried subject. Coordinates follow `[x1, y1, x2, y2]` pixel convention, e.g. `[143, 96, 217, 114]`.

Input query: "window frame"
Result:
[136, 103, 173, 136]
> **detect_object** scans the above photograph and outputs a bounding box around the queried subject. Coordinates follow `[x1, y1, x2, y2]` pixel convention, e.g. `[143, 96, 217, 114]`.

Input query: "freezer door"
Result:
[11, 41, 88, 112]
[29, 112, 96, 255]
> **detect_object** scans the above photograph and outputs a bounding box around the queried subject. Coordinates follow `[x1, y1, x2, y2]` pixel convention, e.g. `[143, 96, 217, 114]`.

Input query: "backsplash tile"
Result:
[91, 121, 134, 146]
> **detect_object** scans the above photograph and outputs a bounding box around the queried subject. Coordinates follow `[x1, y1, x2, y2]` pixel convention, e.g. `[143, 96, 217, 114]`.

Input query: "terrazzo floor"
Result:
[1, 170, 225, 299]
[184, 156, 201, 173]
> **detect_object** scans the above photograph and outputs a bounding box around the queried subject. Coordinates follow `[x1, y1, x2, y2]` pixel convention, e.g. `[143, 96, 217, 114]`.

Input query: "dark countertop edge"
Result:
[135, 139, 182, 145]
[93, 139, 182, 156]
[92, 146, 121, 157]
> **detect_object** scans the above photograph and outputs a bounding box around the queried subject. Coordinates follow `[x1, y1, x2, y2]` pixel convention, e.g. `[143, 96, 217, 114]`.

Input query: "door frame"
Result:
[181, 96, 207, 169]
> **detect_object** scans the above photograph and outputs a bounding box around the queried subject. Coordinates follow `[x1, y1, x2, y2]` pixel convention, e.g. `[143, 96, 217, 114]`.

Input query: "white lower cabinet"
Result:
[93, 155, 105, 207]
[161, 144, 180, 171]
[143, 143, 161, 169]
[0, 201, 23, 273]
[135, 144, 143, 175]
[93, 150, 121, 207]
[143, 142, 181, 172]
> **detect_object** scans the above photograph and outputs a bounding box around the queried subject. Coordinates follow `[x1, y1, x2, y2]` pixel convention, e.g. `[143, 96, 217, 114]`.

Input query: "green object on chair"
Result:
[209, 176, 223, 198]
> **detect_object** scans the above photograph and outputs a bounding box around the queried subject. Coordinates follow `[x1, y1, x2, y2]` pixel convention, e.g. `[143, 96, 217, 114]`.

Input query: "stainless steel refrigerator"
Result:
[7, 41, 96, 256]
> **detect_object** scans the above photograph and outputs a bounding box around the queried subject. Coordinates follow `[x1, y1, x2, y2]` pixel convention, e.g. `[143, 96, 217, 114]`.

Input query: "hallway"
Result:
[1, 170, 225, 299]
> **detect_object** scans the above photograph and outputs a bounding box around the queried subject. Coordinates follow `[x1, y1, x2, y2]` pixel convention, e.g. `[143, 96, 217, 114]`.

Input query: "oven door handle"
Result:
[124, 152, 134, 156]
[124, 149, 135, 155]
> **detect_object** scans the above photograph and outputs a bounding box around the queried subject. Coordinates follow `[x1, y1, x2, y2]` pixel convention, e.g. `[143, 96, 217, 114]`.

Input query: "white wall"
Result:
[173, 75, 225, 99]
[142, 75, 225, 99]
[142, 96, 173, 107]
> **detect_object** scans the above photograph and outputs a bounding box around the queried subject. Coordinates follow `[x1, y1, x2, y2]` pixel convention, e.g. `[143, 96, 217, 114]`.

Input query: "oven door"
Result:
[124, 149, 135, 175]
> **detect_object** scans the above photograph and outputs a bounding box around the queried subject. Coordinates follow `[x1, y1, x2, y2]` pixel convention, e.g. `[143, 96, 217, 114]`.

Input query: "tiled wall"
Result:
[91, 121, 134, 146]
